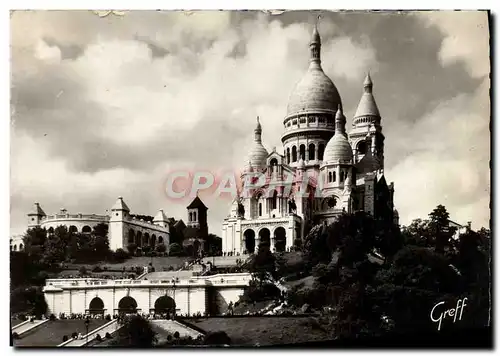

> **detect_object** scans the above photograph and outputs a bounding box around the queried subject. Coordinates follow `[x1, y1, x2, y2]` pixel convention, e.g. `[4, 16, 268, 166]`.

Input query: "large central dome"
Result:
[286, 26, 342, 118]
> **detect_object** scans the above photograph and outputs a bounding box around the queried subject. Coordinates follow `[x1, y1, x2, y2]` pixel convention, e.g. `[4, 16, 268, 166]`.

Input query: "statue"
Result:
[237, 201, 245, 218]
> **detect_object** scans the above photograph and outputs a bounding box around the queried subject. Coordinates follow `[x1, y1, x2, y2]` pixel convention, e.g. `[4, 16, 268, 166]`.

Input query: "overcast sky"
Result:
[10, 10, 490, 236]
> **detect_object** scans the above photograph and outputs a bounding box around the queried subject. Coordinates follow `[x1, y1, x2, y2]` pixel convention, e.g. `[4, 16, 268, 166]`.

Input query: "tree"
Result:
[206, 234, 222, 256]
[203, 331, 231, 345]
[168, 243, 183, 257]
[23, 226, 47, 255]
[10, 286, 48, 318]
[43, 226, 71, 266]
[127, 243, 137, 256]
[250, 243, 276, 288]
[113, 315, 157, 347]
[155, 243, 167, 256]
[428, 205, 455, 253]
[113, 248, 129, 262]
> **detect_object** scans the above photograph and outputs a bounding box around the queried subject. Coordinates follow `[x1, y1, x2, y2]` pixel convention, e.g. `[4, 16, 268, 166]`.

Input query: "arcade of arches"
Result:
[91, 295, 177, 315]
[127, 229, 165, 249]
[243, 227, 287, 253]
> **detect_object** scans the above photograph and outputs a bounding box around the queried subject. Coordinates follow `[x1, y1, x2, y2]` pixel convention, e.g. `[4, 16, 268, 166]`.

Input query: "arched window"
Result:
[309, 143, 315, 160]
[13, 245, 17, 251]
[158, 236, 164, 244]
[333, 171, 336, 182]
[299, 144, 306, 161]
[189, 212, 192, 222]
[340, 171, 344, 182]
[318, 143, 325, 161]
[357, 140, 367, 155]
[19, 243, 23, 250]
[48, 227, 54, 235]
[193, 211, 197, 221]
[259, 203, 262, 217]
[286, 148, 290, 164]
[292, 146, 297, 162]
[69, 226, 78, 234]
[128, 229, 135, 244]
[82, 225, 92, 234]
[271, 190, 278, 210]
[328, 172, 332, 183]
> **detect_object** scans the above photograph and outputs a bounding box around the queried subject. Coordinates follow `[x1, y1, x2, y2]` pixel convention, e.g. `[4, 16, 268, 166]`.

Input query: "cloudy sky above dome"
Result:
[10, 10, 490, 236]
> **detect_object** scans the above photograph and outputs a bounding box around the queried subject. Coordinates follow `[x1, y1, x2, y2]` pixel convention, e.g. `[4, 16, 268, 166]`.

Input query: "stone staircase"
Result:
[12, 319, 49, 337]
[59, 320, 121, 347]
[150, 320, 204, 339]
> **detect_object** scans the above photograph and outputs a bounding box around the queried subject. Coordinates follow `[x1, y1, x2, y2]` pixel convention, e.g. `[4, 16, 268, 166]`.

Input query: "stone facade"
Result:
[43, 273, 251, 316]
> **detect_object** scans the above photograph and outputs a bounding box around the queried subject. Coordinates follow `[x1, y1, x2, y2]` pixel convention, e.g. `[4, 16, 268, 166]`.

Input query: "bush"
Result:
[79, 266, 87, 276]
[18, 314, 26, 321]
[168, 243, 183, 257]
[105, 314, 111, 321]
[49, 314, 56, 321]
[203, 331, 231, 345]
[12, 332, 19, 340]
[71, 332, 78, 339]
[62, 335, 69, 342]
[95, 334, 102, 342]
[167, 335, 173, 341]
[92, 265, 103, 273]
[105, 332, 112, 339]
[173, 331, 180, 339]
[114, 249, 129, 262]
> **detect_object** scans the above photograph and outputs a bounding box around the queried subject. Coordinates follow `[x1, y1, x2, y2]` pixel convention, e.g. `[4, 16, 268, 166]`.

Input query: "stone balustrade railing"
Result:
[42, 214, 109, 221]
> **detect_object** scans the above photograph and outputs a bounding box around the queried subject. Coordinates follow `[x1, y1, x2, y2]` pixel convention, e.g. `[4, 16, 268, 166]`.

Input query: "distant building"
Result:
[9, 234, 24, 251]
[25, 196, 209, 254]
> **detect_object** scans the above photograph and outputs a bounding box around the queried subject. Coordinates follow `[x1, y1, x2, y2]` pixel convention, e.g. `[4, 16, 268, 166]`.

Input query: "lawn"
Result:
[14, 319, 108, 347]
[64, 256, 192, 273]
[190, 317, 330, 346]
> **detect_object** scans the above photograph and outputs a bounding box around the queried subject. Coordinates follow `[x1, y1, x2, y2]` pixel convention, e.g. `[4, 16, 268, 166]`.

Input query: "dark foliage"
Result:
[112, 315, 157, 347]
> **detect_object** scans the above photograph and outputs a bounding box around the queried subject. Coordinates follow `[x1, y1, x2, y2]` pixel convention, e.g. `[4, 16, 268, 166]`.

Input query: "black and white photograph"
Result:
[9, 8, 492, 348]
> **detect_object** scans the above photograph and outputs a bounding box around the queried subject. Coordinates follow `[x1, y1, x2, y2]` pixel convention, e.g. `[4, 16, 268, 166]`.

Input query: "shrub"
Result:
[92, 266, 103, 273]
[12, 332, 19, 340]
[71, 332, 78, 339]
[105, 332, 112, 339]
[167, 335, 173, 341]
[105, 314, 111, 321]
[79, 266, 87, 276]
[49, 314, 56, 321]
[203, 331, 231, 345]
[173, 331, 180, 339]
[18, 314, 26, 321]
[95, 334, 102, 342]
[114, 249, 129, 262]
[62, 335, 69, 342]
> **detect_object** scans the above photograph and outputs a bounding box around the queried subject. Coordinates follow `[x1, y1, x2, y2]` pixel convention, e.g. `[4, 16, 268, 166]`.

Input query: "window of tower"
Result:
[309, 116, 317, 124]
[340, 171, 344, 182]
[292, 146, 297, 162]
[318, 143, 325, 161]
[299, 145, 305, 161]
[309, 143, 315, 160]
[259, 203, 262, 217]
[286, 148, 290, 164]
[357, 140, 367, 155]
[333, 171, 336, 182]
[299, 117, 306, 124]
[271, 190, 278, 210]
[328, 172, 332, 182]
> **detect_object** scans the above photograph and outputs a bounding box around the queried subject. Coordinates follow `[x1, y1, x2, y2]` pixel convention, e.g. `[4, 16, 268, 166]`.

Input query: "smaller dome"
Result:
[245, 143, 268, 170]
[323, 134, 353, 164]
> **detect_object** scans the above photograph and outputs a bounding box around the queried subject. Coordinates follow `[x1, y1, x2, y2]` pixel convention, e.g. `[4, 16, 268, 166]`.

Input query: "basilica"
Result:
[221, 25, 398, 255]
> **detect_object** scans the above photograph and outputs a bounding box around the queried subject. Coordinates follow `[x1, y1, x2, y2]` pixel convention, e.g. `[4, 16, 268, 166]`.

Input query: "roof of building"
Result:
[28, 202, 46, 216]
[245, 117, 269, 171]
[354, 73, 380, 118]
[286, 26, 341, 117]
[323, 106, 353, 164]
[111, 197, 130, 212]
[153, 209, 168, 222]
[187, 196, 208, 210]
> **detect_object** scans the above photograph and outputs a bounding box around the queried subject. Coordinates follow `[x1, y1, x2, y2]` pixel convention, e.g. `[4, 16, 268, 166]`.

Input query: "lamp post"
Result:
[84, 317, 90, 346]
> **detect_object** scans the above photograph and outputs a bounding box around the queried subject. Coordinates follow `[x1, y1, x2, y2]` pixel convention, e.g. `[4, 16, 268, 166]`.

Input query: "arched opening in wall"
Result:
[258, 203, 263, 217]
[135, 231, 142, 247]
[118, 296, 138, 315]
[244, 229, 256, 254]
[333, 171, 336, 182]
[299, 144, 306, 161]
[128, 229, 135, 244]
[340, 171, 344, 182]
[158, 236, 164, 244]
[189, 212, 192, 222]
[19, 243, 23, 250]
[186, 244, 194, 257]
[13, 245, 17, 251]
[258, 228, 271, 249]
[154, 296, 176, 316]
[292, 146, 297, 162]
[151, 235, 156, 248]
[309, 143, 315, 160]
[357, 140, 367, 155]
[286, 148, 290, 164]
[69, 225, 78, 234]
[88, 297, 105, 315]
[48, 227, 54, 235]
[274, 227, 286, 252]
[143, 233, 150, 247]
[10, 245, 13, 251]
[328, 172, 332, 183]
[82, 225, 92, 234]
[193, 211, 197, 221]
[271, 190, 278, 210]
[318, 143, 325, 161]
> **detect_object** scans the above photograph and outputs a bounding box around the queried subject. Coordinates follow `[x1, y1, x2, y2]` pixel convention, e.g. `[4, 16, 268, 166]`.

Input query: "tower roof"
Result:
[28, 202, 46, 216]
[153, 209, 168, 222]
[187, 196, 208, 210]
[286, 24, 342, 118]
[354, 73, 380, 118]
[111, 196, 130, 212]
[245, 116, 268, 171]
[323, 105, 353, 164]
